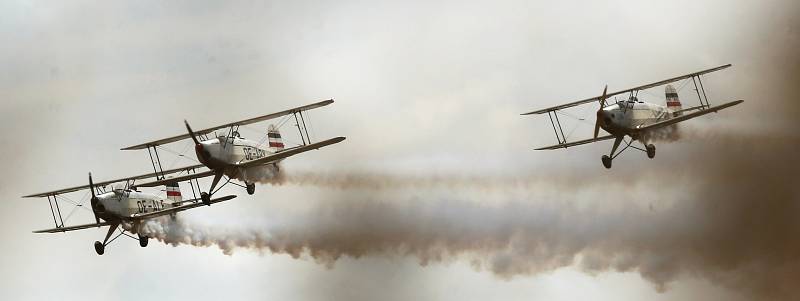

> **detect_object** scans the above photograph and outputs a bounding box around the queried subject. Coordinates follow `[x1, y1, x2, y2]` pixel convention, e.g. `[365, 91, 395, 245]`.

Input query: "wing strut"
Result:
[146, 146, 167, 180]
[46, 195, 65, 229]
[547, 111, 568, 145]
[692, 75, 712, 109]
[292, 110, 314, 145]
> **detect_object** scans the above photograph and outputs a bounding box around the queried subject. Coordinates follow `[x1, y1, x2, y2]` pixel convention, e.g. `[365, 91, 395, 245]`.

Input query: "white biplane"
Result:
[23, 172, 236, 255]
[521, 64, 743, 168]
[122, 99, 346, 204]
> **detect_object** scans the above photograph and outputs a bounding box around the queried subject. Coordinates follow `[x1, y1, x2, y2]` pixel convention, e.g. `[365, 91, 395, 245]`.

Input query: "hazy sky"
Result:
[0, 1, 798, 300]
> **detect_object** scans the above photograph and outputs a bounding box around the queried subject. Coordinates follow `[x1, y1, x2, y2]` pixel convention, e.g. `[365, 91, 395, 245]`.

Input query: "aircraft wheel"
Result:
[601, 155, 612, 169]
[94, 241, 105, 255]
[138, 235, 149, 248]
[201, 192, 211, 206]
[646, 144, 656, 159]
[246, 183, 255, 195]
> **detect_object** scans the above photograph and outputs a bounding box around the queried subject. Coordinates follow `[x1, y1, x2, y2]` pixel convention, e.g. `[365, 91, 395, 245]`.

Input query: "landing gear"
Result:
[646, 144, 656, 159]
[246, 183, 255, 195]
[94, 241, 105, 255]
[93, 223, 119, 256]
[138, 234, 149, 247]
[600, 137, 657, 168]
[601, 136, 624, 169]
[201, 192, 211, 206]
[601, 155, 612, 169]
[200, 171, 224, 206]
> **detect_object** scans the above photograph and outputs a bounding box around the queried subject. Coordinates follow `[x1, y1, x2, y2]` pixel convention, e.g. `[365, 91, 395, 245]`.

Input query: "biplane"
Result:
[23, 172, 236, 255]
[122, 99, 346, 204]
[521, 64, 743, 168]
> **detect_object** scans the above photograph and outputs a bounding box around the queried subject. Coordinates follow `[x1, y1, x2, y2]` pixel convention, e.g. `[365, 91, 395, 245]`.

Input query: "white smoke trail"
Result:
[139, 131, 799, 300]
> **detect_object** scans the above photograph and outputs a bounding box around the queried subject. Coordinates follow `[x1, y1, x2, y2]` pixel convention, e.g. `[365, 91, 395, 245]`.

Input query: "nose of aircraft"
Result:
[595, 109, 614, 135]
[194, 144, 209, 164]
[600, 110, 612, 126]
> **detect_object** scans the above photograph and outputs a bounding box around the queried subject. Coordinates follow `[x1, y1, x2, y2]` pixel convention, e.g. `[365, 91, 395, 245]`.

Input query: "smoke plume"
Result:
[140, 128, 799, 300]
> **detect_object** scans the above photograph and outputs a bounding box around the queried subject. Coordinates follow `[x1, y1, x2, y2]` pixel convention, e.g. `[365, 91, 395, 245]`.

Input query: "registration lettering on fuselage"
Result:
[242, 147, 266, 161]
[136, 199, 165, 214]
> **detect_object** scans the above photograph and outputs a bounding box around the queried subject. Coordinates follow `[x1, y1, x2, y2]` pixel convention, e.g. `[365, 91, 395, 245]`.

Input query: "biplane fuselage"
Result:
[94, 190, 175, 221]
[597, 98, 673, 139]
[195, 135, 280, 179]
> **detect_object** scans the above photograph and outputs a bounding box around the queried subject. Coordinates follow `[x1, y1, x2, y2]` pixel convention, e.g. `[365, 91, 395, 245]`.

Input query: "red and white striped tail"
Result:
[165, 182, 182, 204]
[665, 85, 682, 116]
[267, 124, 284, 151]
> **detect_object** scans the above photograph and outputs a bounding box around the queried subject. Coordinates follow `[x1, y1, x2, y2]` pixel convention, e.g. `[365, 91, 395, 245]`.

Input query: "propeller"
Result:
[186, 120, 212, 163]
[88, 173, 101, 224]
[184, 120, 200, 145]
[594, 85, 608, 139]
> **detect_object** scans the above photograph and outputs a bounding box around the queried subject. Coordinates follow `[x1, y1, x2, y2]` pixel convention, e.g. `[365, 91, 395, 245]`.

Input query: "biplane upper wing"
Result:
[130, 195, 236, 219]
[121, 99, 335, 150]
[521, 64, 732, 115]
[22, 164, 206, 198]
[535, 134, 616, 150]
[33, 221, 113, 233]
[236, 136, 346, 168]
[634, 100, 744, 133]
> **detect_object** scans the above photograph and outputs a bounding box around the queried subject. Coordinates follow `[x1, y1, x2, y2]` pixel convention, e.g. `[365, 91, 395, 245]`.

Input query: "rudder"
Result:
[267, 124, 284, 152]
[165, 182, 182, 204]
[665, 85, 682, 116]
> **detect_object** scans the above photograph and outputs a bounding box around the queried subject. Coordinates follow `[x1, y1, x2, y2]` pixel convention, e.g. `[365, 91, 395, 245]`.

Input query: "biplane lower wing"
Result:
[33, 196, 236, 233]
[34, 221, 113, 233]
[634, 100, 744, 133]
[237, 136, 346, 168]
[130, 195, 236, 219]
[535, 134, 616, 150]
[134, 170, 217, 188]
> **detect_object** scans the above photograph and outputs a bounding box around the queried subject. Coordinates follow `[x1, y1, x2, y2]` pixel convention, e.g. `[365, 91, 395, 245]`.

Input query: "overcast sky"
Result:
[0, 1, 798, 300]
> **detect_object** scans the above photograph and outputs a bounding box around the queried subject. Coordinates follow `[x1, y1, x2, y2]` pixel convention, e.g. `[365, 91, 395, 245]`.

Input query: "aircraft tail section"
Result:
[267, 124, 285, 152]
[665, 85, 682, 116]
[165, 182, 182, 204]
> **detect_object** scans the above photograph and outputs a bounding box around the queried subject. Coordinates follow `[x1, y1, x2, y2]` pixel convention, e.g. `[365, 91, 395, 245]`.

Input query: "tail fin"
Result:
[267, 124, 284, 152]
[665, 85, 682, 116]
[165, 182, 182, 204]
